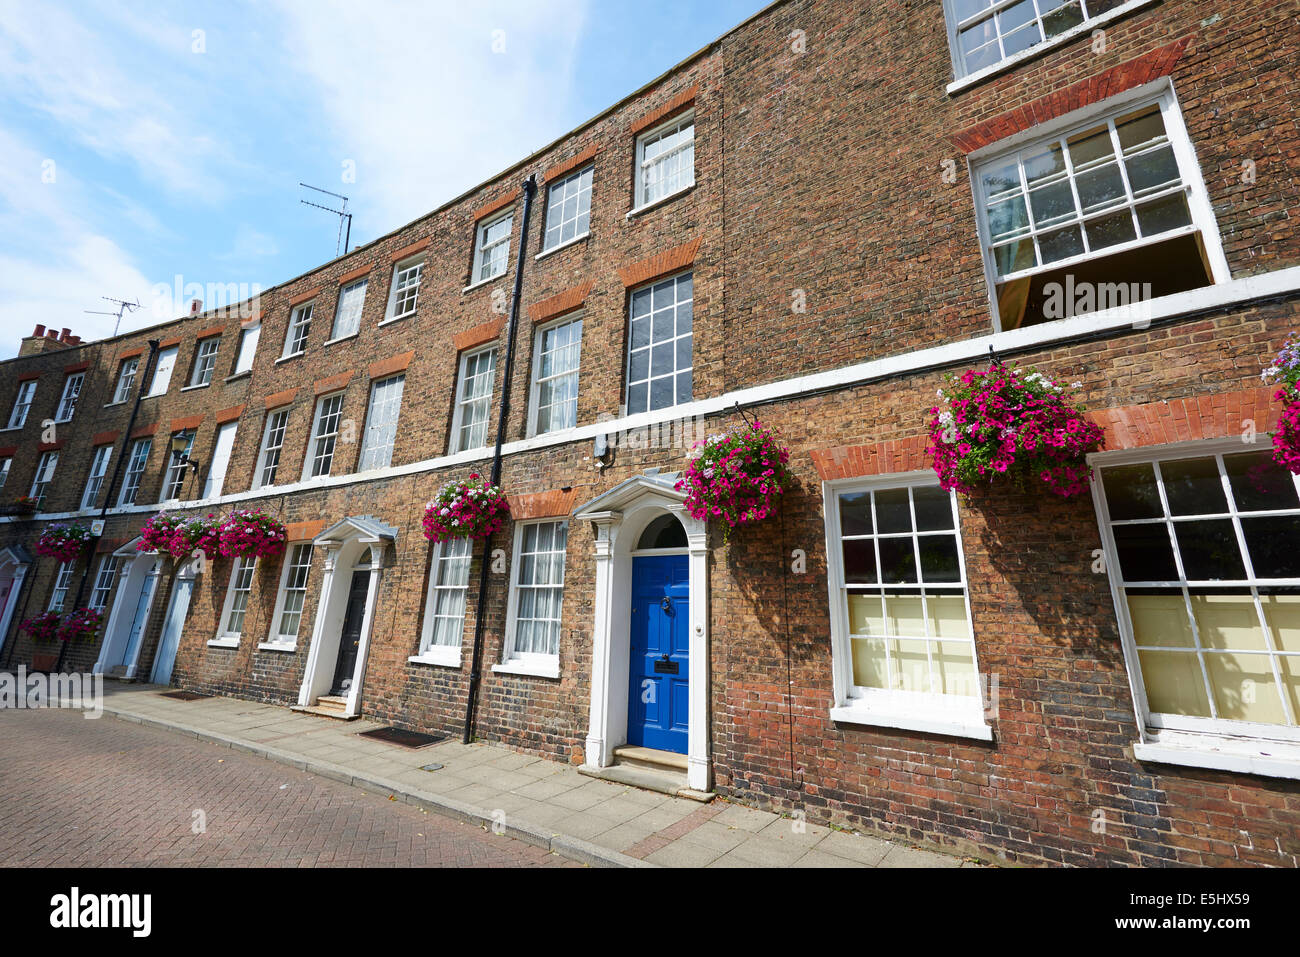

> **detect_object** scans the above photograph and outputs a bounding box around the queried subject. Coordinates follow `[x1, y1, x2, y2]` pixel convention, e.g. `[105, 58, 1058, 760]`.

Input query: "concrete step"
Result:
[613, 744, 689, 773]
[579, 761, 714, 803]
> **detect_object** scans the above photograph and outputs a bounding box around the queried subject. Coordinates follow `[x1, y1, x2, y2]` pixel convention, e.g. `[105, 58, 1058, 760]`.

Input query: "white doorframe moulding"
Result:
[0, 545, 32, 661]
[574, 473, 711, 792]
[9, 265, 1300, 529]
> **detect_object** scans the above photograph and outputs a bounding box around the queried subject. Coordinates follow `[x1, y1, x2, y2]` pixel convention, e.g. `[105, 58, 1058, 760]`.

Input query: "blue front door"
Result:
[627, 555, 689, 754]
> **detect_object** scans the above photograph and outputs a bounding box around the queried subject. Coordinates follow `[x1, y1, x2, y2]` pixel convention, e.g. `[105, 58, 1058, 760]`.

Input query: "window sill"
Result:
[142, 391, 167, 400]
[627, 183, 695, 219]
[180, 383, 211, 393]
[223, 371, 251, 384]
[322, 332, 359, 348]
[491, 659, 560, 680]
[102, 400, 128, 409]
[462, 273, 507, 294]
[829, 705, 994, 742]
[945, 0, 1160, 95]
[409, 649, 462, 669]
[275, 352, 304, 365]
[257, 641, 297, 653]
[1133, 737, 1300, 781]
[207, 637, 240, 649]
[535, 232, 590, 261]
[378, 312, 416, 328]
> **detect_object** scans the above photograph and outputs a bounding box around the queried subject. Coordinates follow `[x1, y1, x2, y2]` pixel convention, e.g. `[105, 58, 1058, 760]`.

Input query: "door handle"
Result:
[660, 596, 672, 613]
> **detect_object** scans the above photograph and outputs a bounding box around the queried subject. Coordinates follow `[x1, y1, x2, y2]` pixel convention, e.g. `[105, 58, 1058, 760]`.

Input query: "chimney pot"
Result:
[46, 329, 59, 340]
[190, 299, 202, 316]
[33, 324, 45, 338]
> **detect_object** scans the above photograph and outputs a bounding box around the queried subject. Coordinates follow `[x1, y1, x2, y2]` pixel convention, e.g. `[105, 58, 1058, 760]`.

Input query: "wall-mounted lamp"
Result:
[169, 432, 201, 475]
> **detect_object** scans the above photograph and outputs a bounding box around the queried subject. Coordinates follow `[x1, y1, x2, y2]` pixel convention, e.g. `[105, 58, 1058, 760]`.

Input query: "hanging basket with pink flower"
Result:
[927, 362, 1105, 498]
[34, 523, 93, 563]
[20, 610, 63, 643]
[675, 420, 791, 542]
[218, 509, 287, 560]
[181, 514, 223, 559]
[138, 512, 189, 559]
[59, 607, 105, 642]
[422, 474, 510, 544]
[1262, 331, 1300, 475]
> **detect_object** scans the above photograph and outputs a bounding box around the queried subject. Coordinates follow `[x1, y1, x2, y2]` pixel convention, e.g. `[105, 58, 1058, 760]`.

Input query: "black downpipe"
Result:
[55, 339, 160, 673]
[462, 174, 536, 745]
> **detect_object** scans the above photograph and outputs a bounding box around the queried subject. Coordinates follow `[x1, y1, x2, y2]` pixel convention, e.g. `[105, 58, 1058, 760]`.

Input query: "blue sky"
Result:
[0, 0, 769, 357]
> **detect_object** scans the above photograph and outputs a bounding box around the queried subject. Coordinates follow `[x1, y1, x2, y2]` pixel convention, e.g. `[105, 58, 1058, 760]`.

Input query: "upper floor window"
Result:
[385, 258, 424, 321]
[945, 0, 1136, 80]
[304, 393, 345, 479]
[202, 422, 238, 499]
[543, 166, 593, 250]
[190, 337, 220, 387]
[55, 373, 84, 422]
[233, 323, 260, 376]
[973, 91, 1225, 331]
[147, 345, 178, 397]
[7, 380, 36, 429]
[283, 302, 313, 358]
[529, 316, 582, 435]
[0, 456, 10, 490]
[89, 556, 120, 611]
[119, 438, 151, 506]
[450, 347, 496, 453]
[254, 409, 289, 489]
[163, 430, 195, 501]
[113, 356, 139, 403]
[81, 444, 113, 510]
[474, 213, 512, 284]
[30, 451, 58, 509]
[358, 374, 405, 471]
[331, 279, 367, 341]
[626, 272, 692, 415]
[636, 113, 694, 209]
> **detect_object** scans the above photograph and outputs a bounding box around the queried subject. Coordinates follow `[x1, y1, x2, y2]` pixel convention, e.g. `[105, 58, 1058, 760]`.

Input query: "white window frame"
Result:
[473, 212, 512, 285]
[358, 374, 405, 472]
[233, 323, 260, 376]
[282, 302, 313, 358]
[1091, 436, 1300, 778]
[113, 356, 139, 404]
[89, 556, 120, 611]
[0, 456, 10, 490]
[303, 392, 345, 480]
[542, 166, 593, 251]
[118, 438, 151, 506]
[496, 519, 568, 679]
[969, 82, 1229, 333]
[189, 337, 220, 387]
[384, 256, 424, 322]
[264, 544, 313, 650]
[30, 451, 58, 508]
[48, 561, 75, 612]
[412, 536, 473, 667]
[163, 430, 195, 502]
[254, 409, 290, 489]
[55, 373, 84, 422]
[330, 279, 368, 341]
[821, 470, 992, 741]
[634, 112, 695, 211]
[625, 271, 693, 416]
[527, 313, 583, 436]
[450, 346, 496, 453]
[81, 444, 113, 510]
[216, 557, 257, 641]
[7, 380, 36, 429]
[147, 345, 178, 397]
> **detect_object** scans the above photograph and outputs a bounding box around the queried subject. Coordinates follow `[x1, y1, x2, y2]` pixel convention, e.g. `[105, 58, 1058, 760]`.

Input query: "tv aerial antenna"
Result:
[299, 183, 353, 257]
[84, 296, 142, 337]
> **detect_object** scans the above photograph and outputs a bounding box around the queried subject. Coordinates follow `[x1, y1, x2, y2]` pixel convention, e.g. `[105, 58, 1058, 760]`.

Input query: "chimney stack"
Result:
[190, 299, 203, 316]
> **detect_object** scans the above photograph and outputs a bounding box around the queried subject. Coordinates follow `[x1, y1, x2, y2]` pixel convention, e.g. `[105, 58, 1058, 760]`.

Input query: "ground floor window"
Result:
[218, 558, 257, 640]
[89, 556, 120, 611]
[48, 561, 74, 612]
[1096, 443, 1300, 739]
[268, 545, 312, 647]
[415, 536, 471, 662]
[500, 520, 568, 675]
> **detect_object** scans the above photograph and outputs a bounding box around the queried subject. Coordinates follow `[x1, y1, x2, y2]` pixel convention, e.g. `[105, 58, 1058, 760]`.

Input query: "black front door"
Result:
[330, 570, 369, 695]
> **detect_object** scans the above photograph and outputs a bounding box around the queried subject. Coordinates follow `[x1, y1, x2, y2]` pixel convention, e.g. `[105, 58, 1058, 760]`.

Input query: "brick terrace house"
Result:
[1, 0, 1299, 866]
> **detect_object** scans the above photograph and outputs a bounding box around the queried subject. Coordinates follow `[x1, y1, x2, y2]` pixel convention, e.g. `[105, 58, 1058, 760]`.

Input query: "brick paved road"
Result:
[0, 709, 578, 867]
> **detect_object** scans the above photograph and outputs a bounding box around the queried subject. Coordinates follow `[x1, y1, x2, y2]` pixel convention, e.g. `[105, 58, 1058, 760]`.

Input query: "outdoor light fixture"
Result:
[169, 431, 201, 475]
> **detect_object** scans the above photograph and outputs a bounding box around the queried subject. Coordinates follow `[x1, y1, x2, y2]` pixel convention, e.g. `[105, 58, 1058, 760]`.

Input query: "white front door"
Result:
[151, 577, 194, 685]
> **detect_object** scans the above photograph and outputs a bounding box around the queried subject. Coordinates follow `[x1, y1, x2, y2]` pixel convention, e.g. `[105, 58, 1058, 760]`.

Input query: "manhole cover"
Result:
[358, 727, 445, 749]
[159, 690, 211, 701]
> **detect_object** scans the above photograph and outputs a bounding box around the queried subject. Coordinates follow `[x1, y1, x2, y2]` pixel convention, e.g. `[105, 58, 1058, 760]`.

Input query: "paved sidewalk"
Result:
[94, 683, 980, 868]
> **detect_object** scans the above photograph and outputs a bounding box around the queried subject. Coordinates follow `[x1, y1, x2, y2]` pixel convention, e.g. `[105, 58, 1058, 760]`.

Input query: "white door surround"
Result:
[296, 515, 396, 718]
[574, 473, 711, 792]
[0, 545, 33, 662]
[94, 538, 164, 677]
[151, 558, 198, 685]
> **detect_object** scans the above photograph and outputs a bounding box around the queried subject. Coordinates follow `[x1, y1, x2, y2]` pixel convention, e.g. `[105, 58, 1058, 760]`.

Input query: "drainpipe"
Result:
[55, 340, 160, 673]
[462, 174, 537, 745]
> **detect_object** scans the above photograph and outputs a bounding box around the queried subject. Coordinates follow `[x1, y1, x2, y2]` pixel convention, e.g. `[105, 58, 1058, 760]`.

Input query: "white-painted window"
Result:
[89, 556, 120, 611]
[113, 356, 139, 403]
[1095, 443, 1300, 742]
[358, 374, 404, 471]
[474, 213, 512, 284]
[0, 456, 10, 490]
[48, 561, 74, 612]
[30, 451, 58, 508]
[55, 373, 84, 422]
[164, 430, 195, 501]
[147, 346, 178, 397]
[636, 113, 694, 209]
[304, 393, 345, 479]
[254, 409, 289, 489]
[417, 536, 472, 659]
[203, 421, 238, 498]
[190, 337, 220, 386]
[219, 558, 257, 638]
[823, 473, 988, 738]
[529, 315, 582, 435]
[81, 444, 113, 510]
[269, 544, 313, 645]
[626, 271, 692, 415]
[331, 279, 367, 340]
[972, 89, 1226, 331]
[119, 438, 151, 506]
[504, 520, 568, 664]
[543, 166, 593, 250]
[385, 257, 423, 320]
[450, 347, 495, 453]
[283, 302, 313, 357]
[7, 380, 36, 429]
[233, 323, 260, 375]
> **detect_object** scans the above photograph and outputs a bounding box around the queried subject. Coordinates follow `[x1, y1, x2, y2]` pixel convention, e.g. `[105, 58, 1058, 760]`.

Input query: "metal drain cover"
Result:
[159, 690, 211, 701]
[357, 727, 445, 748]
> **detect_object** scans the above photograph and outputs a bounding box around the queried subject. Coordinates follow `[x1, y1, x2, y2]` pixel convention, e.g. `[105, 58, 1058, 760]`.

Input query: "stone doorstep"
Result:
[578, 762, 715, 803]
[289, 704, 359, 721]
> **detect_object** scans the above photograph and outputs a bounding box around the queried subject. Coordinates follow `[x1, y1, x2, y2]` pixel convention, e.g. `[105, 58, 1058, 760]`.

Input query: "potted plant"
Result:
[34, 523, 93, 563]
[1262, 332, 1300, 475]
[422, 474, 510, 544]
[218, 509, 287, 560]
[927, 361, 1105, 498]
[675, 420, 791, 542]
[21, 611, 62, 671]
[59, 607, 105, 643]
[138, 512, 189, 558]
